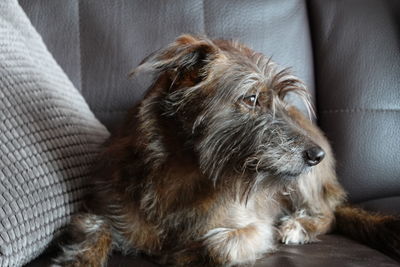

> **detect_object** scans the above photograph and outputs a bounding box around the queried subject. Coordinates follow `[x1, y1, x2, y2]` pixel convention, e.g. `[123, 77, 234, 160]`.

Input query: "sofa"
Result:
[16, 0, 400, 266]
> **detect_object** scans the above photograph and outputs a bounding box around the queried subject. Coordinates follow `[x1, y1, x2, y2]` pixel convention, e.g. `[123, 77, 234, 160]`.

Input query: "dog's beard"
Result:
[195, 106, 309, 188]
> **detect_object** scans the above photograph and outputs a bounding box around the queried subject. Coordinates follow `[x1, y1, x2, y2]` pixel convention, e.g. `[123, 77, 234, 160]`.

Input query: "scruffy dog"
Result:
[53, 35, 400, 266]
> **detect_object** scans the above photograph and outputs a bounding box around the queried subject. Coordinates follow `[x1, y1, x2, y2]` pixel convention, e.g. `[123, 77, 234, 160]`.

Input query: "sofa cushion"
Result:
[25, 235, 400, 267]
[21, 0, 315, 132]
[0, 0, 109, 266]
[18, 0, 81, 92]
[308, 0, 400, 211]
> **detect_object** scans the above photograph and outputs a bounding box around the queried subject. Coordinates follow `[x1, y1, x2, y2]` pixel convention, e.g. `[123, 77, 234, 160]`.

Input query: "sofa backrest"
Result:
[20, 0, 400, 213]
[308, 0, 400, 213]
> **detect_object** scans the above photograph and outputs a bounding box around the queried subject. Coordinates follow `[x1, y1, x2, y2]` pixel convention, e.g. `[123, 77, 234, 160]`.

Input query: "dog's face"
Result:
[134, 35, 325, 185]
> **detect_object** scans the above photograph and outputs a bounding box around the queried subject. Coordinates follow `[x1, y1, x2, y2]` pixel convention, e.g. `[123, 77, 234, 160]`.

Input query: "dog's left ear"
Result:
[129, 34, 218, 77]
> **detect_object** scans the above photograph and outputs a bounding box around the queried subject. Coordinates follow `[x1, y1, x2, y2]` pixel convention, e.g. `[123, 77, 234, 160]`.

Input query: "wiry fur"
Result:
[52, 214, 112, 267]
[53, 35, 400, 266]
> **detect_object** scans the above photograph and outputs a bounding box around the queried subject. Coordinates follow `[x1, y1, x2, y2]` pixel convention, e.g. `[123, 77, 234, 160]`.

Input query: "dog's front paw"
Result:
[279, 218, 311, 245]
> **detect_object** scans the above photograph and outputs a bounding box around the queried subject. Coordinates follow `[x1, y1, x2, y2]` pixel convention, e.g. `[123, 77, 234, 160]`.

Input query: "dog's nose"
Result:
[304, 146, 325, 166]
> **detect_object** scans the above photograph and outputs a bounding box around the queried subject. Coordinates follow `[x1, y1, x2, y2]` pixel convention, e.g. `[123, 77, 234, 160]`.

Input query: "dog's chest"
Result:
[202, 194, 281, 262]
[209, 192, 281, 229]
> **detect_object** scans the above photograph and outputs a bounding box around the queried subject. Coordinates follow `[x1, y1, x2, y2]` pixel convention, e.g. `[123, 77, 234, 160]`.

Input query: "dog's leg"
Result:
[279, 209, 334, 245]
[52, 214, 113, 267]
[278, 179, 344, 245]
[203, 222, 275, 265]
[278, 181, 343, 245]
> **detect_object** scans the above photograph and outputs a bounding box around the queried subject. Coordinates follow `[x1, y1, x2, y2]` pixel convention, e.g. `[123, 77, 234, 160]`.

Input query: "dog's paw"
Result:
[204, 223, 276, 265]
[279, 218, 311, 245]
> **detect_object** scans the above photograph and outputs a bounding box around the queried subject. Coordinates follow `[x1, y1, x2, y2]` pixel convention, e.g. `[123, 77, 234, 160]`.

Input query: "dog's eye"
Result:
[242, 95, 259, 108]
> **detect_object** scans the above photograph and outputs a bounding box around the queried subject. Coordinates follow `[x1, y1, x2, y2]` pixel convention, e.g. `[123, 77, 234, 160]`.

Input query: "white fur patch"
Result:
[279, 218, 310, 245]
[203, 222, 275, 265]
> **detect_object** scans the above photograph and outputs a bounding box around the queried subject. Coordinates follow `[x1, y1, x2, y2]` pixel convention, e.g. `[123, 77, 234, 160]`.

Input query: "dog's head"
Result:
[133, 35, 325, 185]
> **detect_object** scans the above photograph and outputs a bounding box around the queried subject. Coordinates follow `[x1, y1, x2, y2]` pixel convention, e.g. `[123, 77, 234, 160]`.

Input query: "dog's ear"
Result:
[129, 34, 218, 77]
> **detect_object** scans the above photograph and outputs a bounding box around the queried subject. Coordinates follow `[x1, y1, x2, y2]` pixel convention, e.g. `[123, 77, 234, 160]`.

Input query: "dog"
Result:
[53, 35, 400, 266]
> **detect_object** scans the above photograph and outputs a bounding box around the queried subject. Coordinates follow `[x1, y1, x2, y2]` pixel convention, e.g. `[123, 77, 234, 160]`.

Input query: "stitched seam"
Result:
[93, 110, 127, 114]
[304, 0, 318, 107]
[202, 0, 207, 36]
[77, 0, 83, 93]
[93, 108, 400, 114]
[321, 108, 400, 113]
[357, 195, 400, 205]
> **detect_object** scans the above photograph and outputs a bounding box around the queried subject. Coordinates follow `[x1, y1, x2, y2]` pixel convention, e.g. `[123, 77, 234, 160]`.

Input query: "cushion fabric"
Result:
[0, 0, 109, 266]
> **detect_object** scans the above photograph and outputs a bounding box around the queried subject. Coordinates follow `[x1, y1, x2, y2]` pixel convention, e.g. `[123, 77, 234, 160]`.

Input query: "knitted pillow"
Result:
[0, 1, 109, 266]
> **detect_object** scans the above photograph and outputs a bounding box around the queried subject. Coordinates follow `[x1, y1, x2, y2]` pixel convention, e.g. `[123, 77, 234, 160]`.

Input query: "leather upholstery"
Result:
[308, 0, 400, 209]
[25, 235, 400, 267]
[19, 0, 81, 91]
[18, 0, 400, 265]
[21, 0, 314, 132]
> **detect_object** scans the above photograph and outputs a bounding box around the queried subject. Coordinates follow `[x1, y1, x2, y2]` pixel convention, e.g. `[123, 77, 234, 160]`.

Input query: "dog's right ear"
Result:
[129, 34, 218, 77]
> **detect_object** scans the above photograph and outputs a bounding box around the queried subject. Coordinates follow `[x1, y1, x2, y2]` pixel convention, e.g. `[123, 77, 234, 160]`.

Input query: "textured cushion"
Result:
[0, 0, 109, 266]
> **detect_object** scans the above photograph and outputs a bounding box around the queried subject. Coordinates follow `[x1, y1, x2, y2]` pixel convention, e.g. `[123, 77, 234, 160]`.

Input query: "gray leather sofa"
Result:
[21, 0, 400, 266]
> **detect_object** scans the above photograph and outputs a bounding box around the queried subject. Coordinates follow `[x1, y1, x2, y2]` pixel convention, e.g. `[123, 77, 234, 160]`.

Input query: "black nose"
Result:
[304, 146, 325, 166]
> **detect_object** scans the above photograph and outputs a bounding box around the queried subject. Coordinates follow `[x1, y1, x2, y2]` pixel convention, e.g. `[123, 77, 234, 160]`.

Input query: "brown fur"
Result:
[53, 35, 400, 266]
[335, 206, 400, 261]
[54, 214, 113, 267]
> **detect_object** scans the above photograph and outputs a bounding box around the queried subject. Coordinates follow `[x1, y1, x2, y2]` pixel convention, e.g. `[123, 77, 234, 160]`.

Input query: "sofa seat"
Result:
[25, 235, 400, 267]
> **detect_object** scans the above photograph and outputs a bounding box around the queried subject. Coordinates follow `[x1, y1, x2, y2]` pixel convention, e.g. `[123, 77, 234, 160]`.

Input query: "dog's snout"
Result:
[304, 146, 325, 166]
